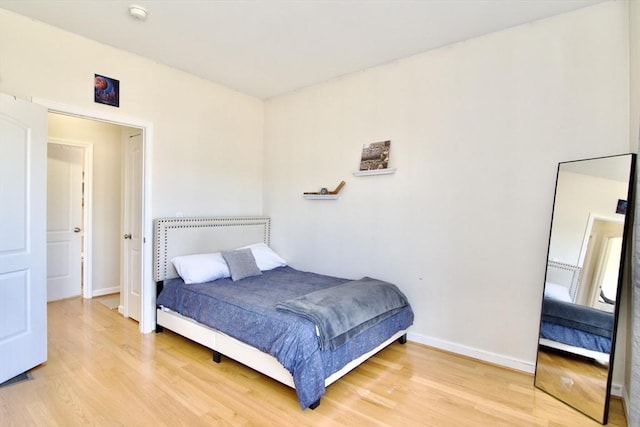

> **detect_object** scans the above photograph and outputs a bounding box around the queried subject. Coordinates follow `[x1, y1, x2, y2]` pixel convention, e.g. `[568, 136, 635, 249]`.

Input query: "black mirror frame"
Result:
[534, 153, 636, 424]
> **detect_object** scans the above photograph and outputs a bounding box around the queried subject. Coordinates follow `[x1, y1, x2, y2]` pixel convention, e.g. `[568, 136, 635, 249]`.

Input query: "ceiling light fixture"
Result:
[128, 4, 148, 21]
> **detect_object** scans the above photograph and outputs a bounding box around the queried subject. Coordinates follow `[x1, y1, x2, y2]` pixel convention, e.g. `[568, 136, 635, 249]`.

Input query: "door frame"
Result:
[576, 213, 625, 306]
[48, 138, 94, 299]
[577, 212, 624, 267]
[588, 232, 623, 308]
[35, 98, 154, 333]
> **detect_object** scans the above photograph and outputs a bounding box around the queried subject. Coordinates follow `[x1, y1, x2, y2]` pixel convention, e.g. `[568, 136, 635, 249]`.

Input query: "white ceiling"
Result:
[0, 0, 608, 99]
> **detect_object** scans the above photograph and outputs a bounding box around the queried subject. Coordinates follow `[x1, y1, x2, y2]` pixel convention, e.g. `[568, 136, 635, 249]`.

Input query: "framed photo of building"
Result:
[359, 140, 391, 171]
[94, 74, 120, 107]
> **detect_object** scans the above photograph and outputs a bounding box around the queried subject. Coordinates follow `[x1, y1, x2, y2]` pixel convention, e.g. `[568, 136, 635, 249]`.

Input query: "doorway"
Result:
[589, 233, 623, 312]
[39, 99, 155, 333]
[577, 216, 624, 309]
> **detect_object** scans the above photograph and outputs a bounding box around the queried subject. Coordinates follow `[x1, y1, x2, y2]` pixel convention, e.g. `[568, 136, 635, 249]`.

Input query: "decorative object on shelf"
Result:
[303, 181, 346, 199]
[360, 140, 390, 171]
[94, 74, 120, 107]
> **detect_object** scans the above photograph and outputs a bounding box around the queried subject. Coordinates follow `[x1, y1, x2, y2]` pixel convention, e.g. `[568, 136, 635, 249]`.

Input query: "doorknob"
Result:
[73, 227, 81, 233]
[123, 233, 132, 239]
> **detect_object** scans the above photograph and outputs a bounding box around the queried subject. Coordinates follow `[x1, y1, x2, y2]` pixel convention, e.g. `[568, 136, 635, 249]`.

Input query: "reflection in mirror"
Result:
[534, 154, 636, 424]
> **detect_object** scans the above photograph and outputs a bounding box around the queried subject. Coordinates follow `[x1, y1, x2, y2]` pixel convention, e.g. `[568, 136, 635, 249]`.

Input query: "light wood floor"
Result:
[0, 297, 627, 426]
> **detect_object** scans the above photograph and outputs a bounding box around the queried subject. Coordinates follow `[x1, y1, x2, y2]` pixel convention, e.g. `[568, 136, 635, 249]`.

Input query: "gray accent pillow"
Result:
[222, 249, 262, 281]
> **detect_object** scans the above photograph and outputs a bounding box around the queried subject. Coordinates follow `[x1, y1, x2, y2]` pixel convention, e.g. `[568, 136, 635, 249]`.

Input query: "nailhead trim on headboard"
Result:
[153, 216, 271, 282]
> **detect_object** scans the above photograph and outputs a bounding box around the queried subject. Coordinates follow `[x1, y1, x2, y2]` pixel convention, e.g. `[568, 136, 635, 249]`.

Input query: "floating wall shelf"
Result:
[303, 194, 340, 200]
[303, 180, 345, 200]
[353, 168, 397, 177]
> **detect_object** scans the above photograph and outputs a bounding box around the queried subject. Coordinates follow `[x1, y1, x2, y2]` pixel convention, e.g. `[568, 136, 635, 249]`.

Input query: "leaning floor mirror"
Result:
[534, 153, 636, 424]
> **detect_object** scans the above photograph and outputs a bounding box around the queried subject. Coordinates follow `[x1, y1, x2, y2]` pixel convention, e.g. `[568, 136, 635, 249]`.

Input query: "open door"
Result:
[123, 131, 143, 321]
[0, 93, 48, 383]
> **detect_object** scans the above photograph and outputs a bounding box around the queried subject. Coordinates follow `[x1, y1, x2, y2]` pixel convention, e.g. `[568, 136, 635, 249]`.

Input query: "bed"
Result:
[153, 216, 414, 409]
[539, 296, 613, 365]
[538, 262, 612, 364]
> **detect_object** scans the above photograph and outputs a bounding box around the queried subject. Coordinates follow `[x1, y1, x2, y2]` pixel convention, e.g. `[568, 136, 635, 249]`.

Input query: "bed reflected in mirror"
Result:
[534, 154, 635, 424]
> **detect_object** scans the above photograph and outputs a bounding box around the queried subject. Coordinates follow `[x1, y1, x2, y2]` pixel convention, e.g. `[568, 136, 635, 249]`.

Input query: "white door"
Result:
[0, 93, 48, 383]
[123, 132, 143, 321]
[46, 143, 83, 301]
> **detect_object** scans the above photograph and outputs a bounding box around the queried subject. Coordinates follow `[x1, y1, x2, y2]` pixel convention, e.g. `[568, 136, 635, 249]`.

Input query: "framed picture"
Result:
[616, 199, 627, 215]
[94, 74, 119, 107]
[359, 140, 391, 171]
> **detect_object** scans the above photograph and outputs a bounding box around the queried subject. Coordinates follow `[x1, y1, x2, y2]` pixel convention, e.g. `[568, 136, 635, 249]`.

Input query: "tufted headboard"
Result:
[153, 216, 271, 282]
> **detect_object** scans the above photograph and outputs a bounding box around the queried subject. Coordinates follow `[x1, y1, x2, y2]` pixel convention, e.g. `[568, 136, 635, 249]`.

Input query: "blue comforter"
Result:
[156, 266, 414, 409]
[540, 321, 611, 353]
[541, 298, 613, 337]
[540, 297, 613, 353]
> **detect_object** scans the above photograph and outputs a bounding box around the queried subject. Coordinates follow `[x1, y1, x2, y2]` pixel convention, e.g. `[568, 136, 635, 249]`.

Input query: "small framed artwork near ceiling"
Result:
[94, 74, 119, 107]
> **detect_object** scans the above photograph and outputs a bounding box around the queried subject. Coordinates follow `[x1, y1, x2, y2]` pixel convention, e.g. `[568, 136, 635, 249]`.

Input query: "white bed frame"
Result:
[154, 216, 407, 406]
[539, 338, 610, 366]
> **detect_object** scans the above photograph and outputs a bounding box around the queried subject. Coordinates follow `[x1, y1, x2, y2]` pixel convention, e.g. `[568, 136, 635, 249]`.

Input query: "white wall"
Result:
[0, 8, 264, 330]
[263, 1, 631, 370]
[47, 114, 127, 297]
[0, 8, 264, 219]
[627, 0, 639, 418]
[550, 171, 629, 264]
[631, 0, 640, 153]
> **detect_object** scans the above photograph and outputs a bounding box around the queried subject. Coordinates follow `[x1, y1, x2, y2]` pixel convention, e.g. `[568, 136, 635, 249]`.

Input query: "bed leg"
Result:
[213, 351, 222, 363]
[309, 399, 321, 410]
[155, 325, 164, 333]
[398, 334, 407, 345]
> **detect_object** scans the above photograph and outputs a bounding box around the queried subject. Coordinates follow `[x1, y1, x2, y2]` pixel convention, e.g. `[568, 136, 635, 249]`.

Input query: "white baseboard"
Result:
[620, 386, 629, 417]
[407, 332, 536, 374]
[406, 332, 626, 398]
[610, 382, 623, 397]
[92, 286, 120, 297]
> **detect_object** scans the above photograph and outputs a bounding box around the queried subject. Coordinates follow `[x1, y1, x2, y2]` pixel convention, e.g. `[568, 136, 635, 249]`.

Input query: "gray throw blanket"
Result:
[275, 277, 410, 350]
[541, 297, 613, 337]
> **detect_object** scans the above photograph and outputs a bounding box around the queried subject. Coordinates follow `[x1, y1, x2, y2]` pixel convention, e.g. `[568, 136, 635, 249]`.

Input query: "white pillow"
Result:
[544, 282, 572, 303]
[238, 242, 287, 271]
[171, 252, 230, 284]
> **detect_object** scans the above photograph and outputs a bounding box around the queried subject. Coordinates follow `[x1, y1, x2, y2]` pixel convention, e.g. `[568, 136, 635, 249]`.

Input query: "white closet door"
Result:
[46, 143, 84, 301]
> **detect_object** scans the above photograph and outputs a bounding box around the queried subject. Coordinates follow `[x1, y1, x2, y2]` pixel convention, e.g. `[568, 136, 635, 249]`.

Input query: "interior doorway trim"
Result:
[577, 212, 625, 267]
[33, 97, 155, 334]
[48, 137, 94, 299]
